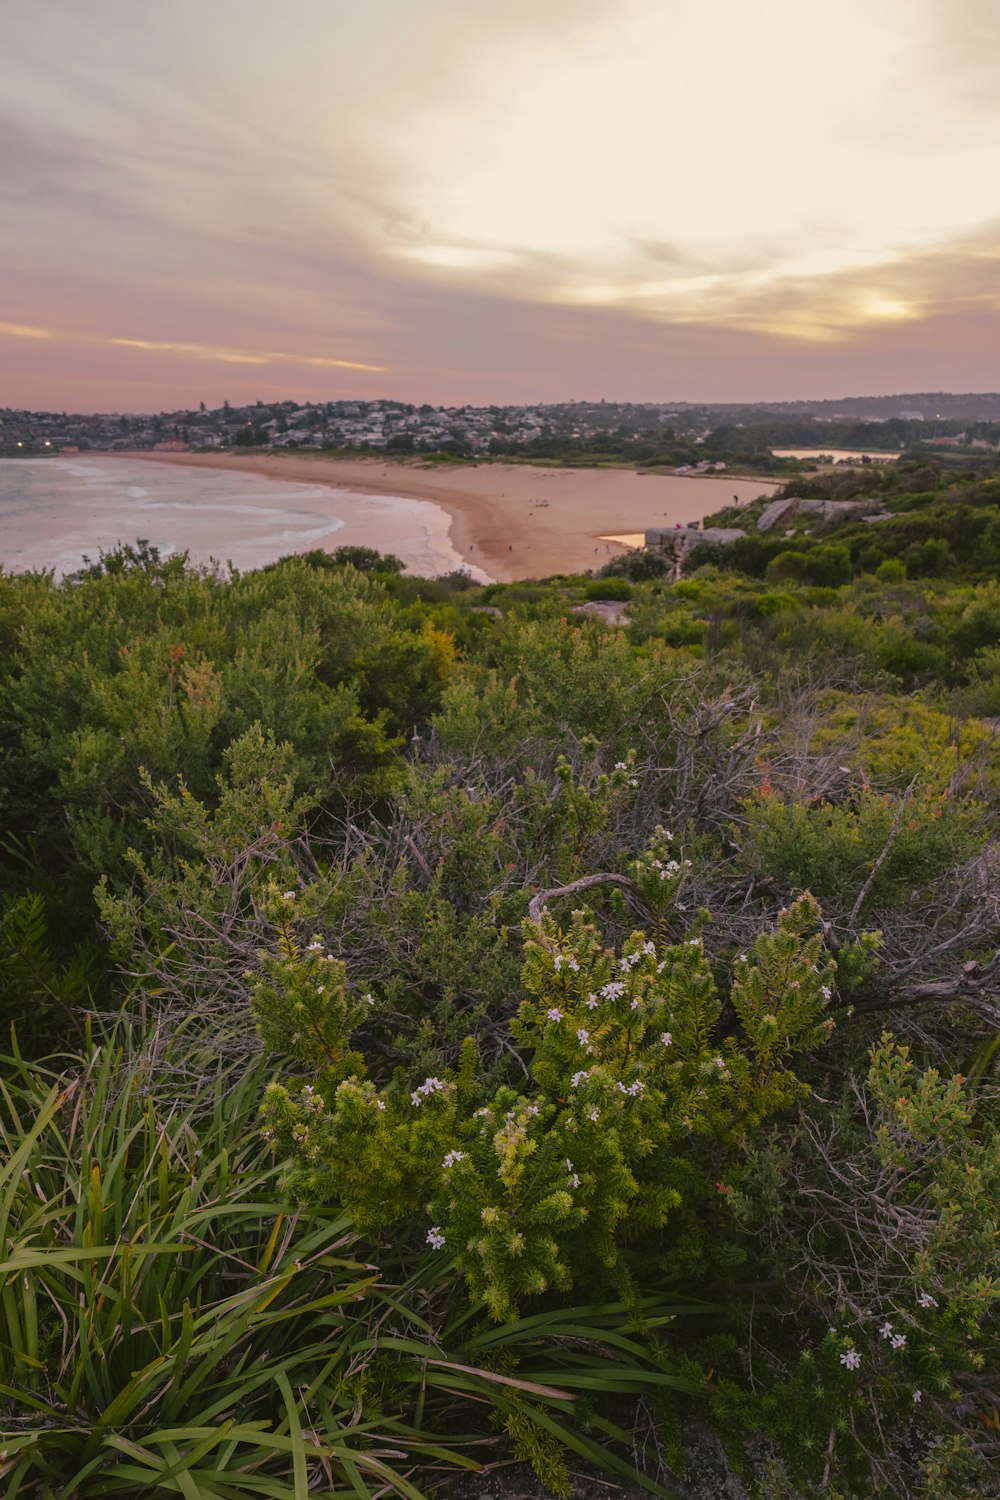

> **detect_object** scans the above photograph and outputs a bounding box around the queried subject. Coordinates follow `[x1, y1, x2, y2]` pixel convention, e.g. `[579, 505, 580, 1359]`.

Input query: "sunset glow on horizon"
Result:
[3, 0, 999, 410]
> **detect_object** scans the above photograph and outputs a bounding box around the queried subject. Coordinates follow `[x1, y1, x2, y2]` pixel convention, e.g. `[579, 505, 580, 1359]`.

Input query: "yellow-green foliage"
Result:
[809, 690, 999, 786]
[258, 883, 837, 1324]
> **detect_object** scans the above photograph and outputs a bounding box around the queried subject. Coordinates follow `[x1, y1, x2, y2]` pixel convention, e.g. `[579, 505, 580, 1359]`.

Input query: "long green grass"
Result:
[0, 1024, 473, 1498]
[0, 1023, 704, 1498]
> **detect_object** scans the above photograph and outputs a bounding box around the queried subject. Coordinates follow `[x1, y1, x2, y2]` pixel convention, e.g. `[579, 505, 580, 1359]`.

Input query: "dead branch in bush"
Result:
[527, 873, 639, 926]
[849, 949, 1000, 1030]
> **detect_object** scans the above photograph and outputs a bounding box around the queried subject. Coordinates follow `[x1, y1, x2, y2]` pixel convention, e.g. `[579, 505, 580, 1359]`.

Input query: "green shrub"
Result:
[598, 549, 670, 582]
[584, 577, 633, 601]
[256, 876, 838, 1322]
[727, 1034, 1000, 1499]
[905, 537, 953, 577]
[736, 782, 977, 920]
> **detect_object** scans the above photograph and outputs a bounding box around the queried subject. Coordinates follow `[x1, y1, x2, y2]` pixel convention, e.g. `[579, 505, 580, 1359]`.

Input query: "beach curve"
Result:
[128, 451, 779, 581]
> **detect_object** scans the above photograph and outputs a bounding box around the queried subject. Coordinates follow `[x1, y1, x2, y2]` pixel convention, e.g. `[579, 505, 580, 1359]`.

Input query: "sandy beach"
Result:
[130, 452, 778, 581]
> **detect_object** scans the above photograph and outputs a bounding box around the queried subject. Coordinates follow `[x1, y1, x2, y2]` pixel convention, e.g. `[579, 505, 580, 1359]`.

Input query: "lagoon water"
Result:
[0, 456, 489, 580]
[771, 447, 901, 463]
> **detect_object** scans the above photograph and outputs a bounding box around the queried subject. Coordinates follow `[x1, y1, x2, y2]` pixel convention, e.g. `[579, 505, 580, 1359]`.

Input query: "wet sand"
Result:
[130, 452, 778, 581]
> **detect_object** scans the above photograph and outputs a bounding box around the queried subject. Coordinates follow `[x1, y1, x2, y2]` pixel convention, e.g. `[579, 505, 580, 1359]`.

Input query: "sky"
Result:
[2, 0, 999, 411]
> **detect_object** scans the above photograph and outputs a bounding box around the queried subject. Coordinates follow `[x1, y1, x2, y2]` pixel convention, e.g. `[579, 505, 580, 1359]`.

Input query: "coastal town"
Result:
[3, 393, 999, 463]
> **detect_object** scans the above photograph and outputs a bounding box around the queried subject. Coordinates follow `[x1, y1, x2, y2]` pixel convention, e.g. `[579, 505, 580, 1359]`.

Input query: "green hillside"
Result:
[1, 462, 998, 1499]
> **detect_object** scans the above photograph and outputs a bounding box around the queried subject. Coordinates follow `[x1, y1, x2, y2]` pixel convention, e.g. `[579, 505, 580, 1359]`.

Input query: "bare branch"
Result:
[527, 872, 638, 926]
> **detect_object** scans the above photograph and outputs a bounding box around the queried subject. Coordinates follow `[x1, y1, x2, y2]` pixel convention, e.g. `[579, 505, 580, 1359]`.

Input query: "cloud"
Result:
[106, 337, 386, 372]
[1, 0, 998, 409]
[0, 321, 52, 340]
[916, 0, 1000, 115]
[345, 0, 1000, 343]
[0, 113, 142, 221]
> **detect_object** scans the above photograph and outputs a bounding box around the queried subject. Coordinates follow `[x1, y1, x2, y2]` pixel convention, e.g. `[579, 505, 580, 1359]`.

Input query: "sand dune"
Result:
[130, 452, 778, 581]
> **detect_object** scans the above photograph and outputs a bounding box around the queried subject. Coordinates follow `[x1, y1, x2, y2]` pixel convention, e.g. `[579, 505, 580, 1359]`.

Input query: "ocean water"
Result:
[0, 457, 490, 581]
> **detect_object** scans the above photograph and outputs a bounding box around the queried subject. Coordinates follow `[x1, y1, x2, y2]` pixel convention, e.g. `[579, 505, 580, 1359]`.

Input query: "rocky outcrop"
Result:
[571, 600, 630, 625]
[757, 496, 884, 531]
[644, 526, 746, 580]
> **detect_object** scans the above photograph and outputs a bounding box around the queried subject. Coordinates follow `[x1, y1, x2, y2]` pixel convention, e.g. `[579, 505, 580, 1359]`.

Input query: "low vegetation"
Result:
[1, 457, 998, 1498]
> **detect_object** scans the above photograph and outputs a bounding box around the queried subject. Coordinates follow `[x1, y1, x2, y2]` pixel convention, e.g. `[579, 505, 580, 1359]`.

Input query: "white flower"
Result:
[601, 981, 625, 1000]
[840, 1349, 861, 1370]
[614, 760, 627, 769]
[712, 1056, 725, 1069]
[576, 1028, 590, 1047]
[442, 1151, 465, 1168]
[587, 1106, 600, 1122]
[686, 938, 701, 948]
[376, 1099, 386, 1111]
[546, 1007, 563, 1022]
[553, 955, 566, 970]
[570, 1173, 581, 1188]
[316, 986, 324, 994]
[642, 941, 655, 955]
[570, 1070, 589, 1087]
[411, 1077, 446, 1106]
[585, 992, 599, 1009]
[737, 953, 748, 963]
[567, 956, 579, 972]
[630, 998, 640, 1011]
[656, 960, 667, 973]
[426, 1226, 446, 1250]
[821, 985, 832, 1000]
[660, 1031, 673, 1046]
[565, 1157, 574, 1172]
[878, 1321, 894, 1339]
[912, 1390, 922, 1403]
[365, 992, 375, 1005]
[628, 778, 639, 788]
[474, 1106, 491, 1118]
[282, 890, 295, 900]
[917, 1291, 938, 1309]
[891, 1333, 906, 1350]
[307, 941, 322, 951]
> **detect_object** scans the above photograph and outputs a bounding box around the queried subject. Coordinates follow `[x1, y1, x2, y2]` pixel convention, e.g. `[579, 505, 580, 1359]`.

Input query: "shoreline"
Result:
[127, 451, 779, 581]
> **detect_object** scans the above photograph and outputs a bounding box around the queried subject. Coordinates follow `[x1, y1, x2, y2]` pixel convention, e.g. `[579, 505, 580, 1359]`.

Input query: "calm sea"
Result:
[0, 456, 489, 580]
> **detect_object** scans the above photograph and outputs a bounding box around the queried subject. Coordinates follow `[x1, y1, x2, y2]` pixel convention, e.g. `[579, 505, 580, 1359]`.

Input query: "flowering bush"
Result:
[257, 887, 837, 1323]
[723, 1034, 1000, 1498]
